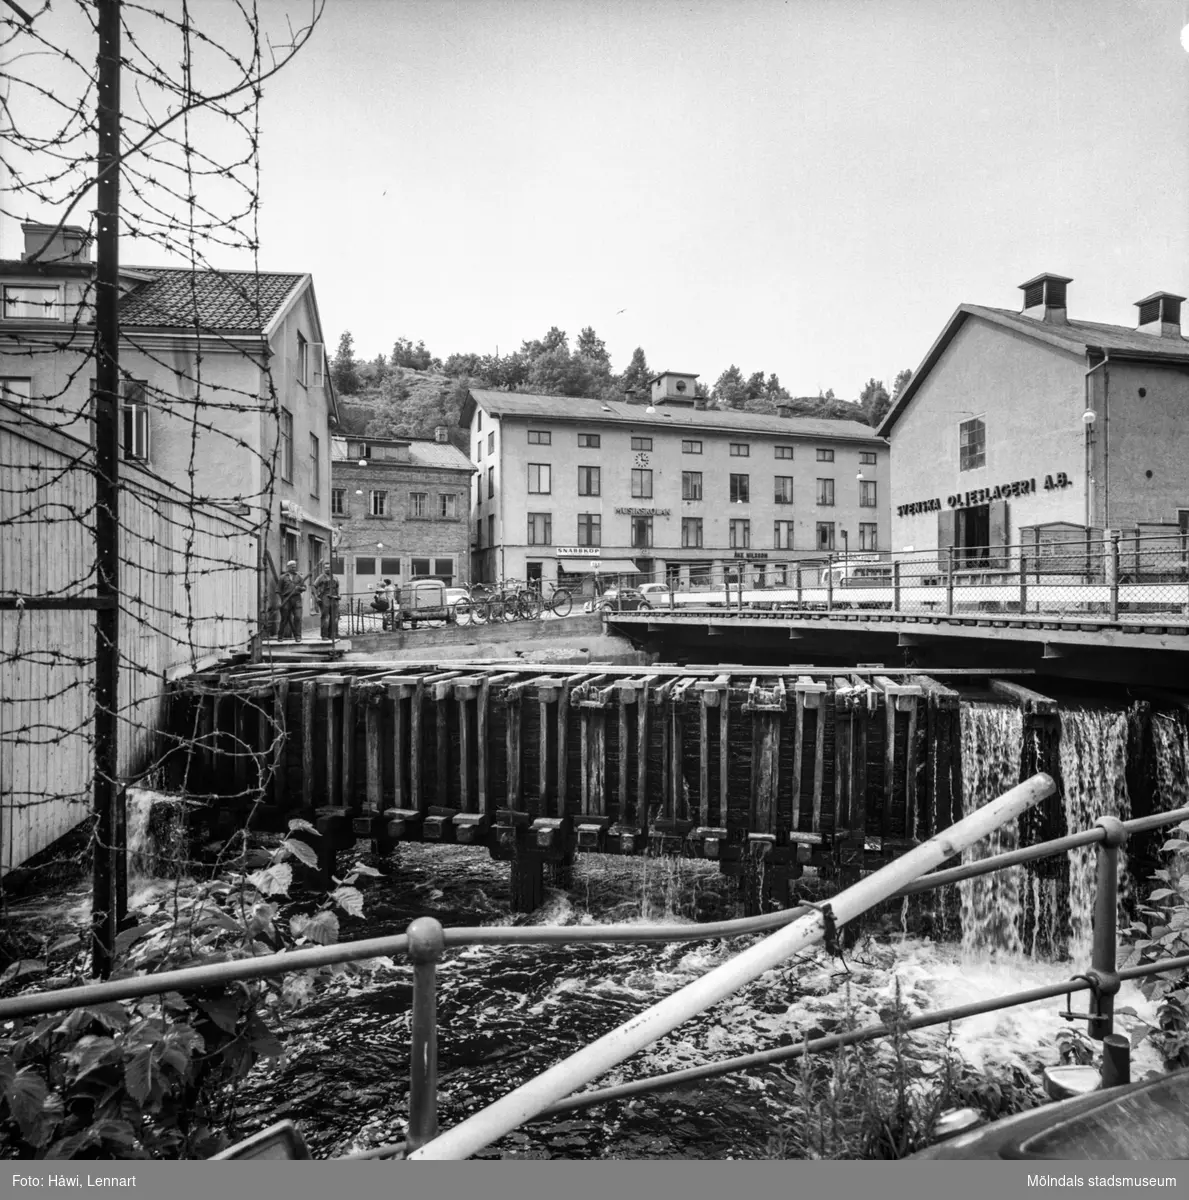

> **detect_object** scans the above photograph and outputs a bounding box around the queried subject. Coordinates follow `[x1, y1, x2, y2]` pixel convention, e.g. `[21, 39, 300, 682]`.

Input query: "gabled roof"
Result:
[878, 303, 1189, 437]
[330, 434, 474, 472]
[463, 388, 884, 444]
[117, 267, 308, 334]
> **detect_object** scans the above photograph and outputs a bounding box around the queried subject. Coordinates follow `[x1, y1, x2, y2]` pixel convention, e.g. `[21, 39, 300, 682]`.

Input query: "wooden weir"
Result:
[167, 661, 1058, 912]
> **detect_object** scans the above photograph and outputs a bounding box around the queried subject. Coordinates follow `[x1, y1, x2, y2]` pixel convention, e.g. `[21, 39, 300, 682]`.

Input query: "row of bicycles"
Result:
[452, 578, 573, 625]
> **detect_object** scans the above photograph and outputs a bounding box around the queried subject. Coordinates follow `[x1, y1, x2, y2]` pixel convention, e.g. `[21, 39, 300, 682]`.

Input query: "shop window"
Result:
[355, 556, 377, 575]
[960, 417, 986, 471]
[411, 559, 431, 576]
[331, 556, 344, 574]
[434, 558, 454, 584]
[380, 557, 401, 576]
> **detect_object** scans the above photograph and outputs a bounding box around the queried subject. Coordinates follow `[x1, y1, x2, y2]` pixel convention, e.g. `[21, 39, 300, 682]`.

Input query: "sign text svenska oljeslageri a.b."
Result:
[896, 471, 1073, 519]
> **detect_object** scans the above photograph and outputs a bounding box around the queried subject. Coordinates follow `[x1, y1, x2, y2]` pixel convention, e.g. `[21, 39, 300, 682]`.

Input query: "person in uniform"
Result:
[312, 562, 339, 639]
[277, 560, 306, 640]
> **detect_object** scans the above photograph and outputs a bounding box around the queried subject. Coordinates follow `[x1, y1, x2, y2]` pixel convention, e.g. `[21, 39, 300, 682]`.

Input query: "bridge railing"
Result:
[607, 532, 1189, 624]
[5, 783, 1189, 1159]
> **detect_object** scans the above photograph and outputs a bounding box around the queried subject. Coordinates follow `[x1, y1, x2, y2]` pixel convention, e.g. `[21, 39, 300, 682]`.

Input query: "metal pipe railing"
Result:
[407, 773, 1054, 1160]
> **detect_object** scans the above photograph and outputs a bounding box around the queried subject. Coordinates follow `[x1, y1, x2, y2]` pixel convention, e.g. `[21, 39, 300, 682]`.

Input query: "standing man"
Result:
[277, 560, 306, 641]
[312, 562, 340, 640]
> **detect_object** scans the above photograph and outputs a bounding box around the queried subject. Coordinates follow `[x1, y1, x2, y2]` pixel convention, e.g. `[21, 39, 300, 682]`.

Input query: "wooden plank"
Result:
[476, 678, 489, 816]
[989, 678, 1058, 715]
[812, 690, 826, 835]
[619, 687, 632, 827]
[342, 678, 356, 812]
[410, 680, 424, 812]
[365, 692, 382, 810]
[792, 690, 806, 832]
[905, 695, 920, 841]
[301, 680, 316, 811]
[272, 677, 289, 807]
[699, 690, 711, 826]
[506, 689, 523, 810]
[436, 682, 450, 809]
[459, 688, 473, 813]
[323, 679, 341, 809]
[884, 685, 896, 841]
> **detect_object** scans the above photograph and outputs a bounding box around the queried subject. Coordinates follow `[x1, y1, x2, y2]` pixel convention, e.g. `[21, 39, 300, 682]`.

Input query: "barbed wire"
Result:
[0, 0, 326, 921]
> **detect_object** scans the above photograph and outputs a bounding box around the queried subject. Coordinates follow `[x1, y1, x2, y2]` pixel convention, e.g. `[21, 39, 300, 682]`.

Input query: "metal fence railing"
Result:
[5, 780, 1189, 1160]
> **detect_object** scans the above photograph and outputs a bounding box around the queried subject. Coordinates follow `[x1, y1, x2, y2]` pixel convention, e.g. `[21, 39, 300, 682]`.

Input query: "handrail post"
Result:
[1019, 547, 1028, 615]
[407, 916, 445, 1152]
[1108, 531, 1120, 622]
[795, 563, 803, 607]
[892, 560, 901, 612]
[1088, 817, 1127, 1053]
[945, 552, 955, 616]
[825, 556, 833, 611]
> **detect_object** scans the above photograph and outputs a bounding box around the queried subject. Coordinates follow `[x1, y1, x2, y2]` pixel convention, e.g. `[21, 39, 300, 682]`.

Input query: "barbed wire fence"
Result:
[0, 0, 325, 975]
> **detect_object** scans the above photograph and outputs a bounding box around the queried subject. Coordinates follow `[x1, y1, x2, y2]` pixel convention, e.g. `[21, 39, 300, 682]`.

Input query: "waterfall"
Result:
[1152, 710, 1189, 813]
[1057, 707, 1132, 965]
[959, 702, 1024, 958]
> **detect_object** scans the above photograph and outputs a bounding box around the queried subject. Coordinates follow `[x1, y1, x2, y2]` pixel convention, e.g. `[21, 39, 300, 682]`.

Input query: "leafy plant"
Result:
[1119, 819, 1189, 1069]
[0, 821, 383, 1159]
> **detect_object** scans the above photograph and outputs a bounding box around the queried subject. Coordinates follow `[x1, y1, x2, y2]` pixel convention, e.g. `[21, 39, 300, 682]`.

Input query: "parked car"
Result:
[638, 582, 674, 598]
[595, 586, 652, 613]
[395, 578, 455, 628]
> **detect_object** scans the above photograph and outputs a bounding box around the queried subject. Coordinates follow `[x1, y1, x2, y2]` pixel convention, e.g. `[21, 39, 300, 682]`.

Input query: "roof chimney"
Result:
[21, 222, 92, 265]
[1019, 273, 1071, 324]
[776, 402, 793, 419]
[1135, 291, 1185, 338]
[434, 425, 450, 444]
[693, 396, 707, 411]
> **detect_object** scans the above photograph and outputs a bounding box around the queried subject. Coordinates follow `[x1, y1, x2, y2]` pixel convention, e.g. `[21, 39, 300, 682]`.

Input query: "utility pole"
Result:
[92, 0, 123, 977]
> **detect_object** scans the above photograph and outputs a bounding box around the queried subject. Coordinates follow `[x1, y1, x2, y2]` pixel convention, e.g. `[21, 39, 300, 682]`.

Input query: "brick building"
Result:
[329, 431, 475, 599]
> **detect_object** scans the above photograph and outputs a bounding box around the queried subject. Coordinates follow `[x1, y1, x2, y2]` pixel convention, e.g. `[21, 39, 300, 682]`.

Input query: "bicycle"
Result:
[532, 581, 572, 618]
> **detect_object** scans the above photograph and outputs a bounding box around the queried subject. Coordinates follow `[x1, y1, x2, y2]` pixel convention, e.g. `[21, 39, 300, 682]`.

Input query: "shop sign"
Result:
[614, 506, 671, 516]
[896, 471, 1072, 518]
[556, 547, 600, 557]
[732, 551, 769, 561]
[280, 500, 307, 526]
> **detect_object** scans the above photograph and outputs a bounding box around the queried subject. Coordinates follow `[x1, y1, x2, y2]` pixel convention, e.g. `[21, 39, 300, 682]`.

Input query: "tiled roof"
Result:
[464, 389, 884, 443]
[879, 303, 1189, 436]
[118, 267, 306, 332]
[406, 439, 475, 471]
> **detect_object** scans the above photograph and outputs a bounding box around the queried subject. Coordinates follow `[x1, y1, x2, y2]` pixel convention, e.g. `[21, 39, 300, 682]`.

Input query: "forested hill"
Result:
[328, 328, 909, 445]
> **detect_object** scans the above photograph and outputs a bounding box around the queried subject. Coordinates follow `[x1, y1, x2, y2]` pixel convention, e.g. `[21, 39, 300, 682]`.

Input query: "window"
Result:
[774, 476, 794, 505]
[434, 558, 454, 584]
[578, 466, 601, 496]
[682, 471, 703, 501]
[297, 332, 309, 386]
[380, 557, 401, 576]
[487, 514, 495, 546]
[410, 492, 428, 518]
[528, 463, 551, 494]
[816, 448, 834, 462]
[279, 408, 293, 481]
[476, 439, 483, 461]
[631, 436, 653, 451]
[528, 429, 551, 445]
[309, 433, 320, 496]
[487, 466, 494, 498]
[370, 490, 387, 517]
[682, 439, 702, 454]
[527, 512, 553, 545]
[439, 493, 458, 519]
[860, 451, 877, 465]
[729, 443, 750, 457]
[350, 441, 371, 459]
[682, 517, 703, 548]
[960, 417, 986, 471]
[477, 411, 482, 432]
[775, 445, 794, 460]
[859, 523, 878, 551]
[578, 432, 600, 448]
[774, 520, 795, 550]
[331, 556, 344, 574]
[631, 515, 653, 548]
[816, 522, 835, 551]
[411, 559, 431, 576]
[2, 284, 59, 319]
[859, 480, 877, 507]
[729, 519, 751, 549]
[729, 474, 750, 504]
[631, 468, 653, 499]
[487, 431, 494, 455]
[355, 556, 377, 576]
[120, 380, 149, 462]
[816, 478, 835, 506]
[0, 378, 32, 405]
[577, 513, 601, 547]
[331, 488, 346, 517]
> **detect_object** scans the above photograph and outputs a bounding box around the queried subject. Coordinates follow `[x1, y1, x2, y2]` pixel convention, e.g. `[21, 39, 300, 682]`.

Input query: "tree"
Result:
[618, 346, 651, 400]
[391, 337, 435, 371]
[859, 377, 891, 428]
[711, 364, 748, 409]
[892, 367, 913, 401]
[575, 326, 610, 367]
[331, 331, 360, 396]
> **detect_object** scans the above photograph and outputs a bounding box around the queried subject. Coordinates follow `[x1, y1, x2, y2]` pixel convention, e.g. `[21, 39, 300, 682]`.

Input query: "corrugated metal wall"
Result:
[0, 415, 257, 874]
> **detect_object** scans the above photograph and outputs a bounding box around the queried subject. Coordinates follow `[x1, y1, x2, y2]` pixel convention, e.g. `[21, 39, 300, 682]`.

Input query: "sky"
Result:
[5, 0, 1189, 400]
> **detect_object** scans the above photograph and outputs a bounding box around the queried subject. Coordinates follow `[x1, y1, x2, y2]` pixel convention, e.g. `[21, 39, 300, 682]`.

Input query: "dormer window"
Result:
[3, 284, 60, 320]
[350, 441, 372, 459]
